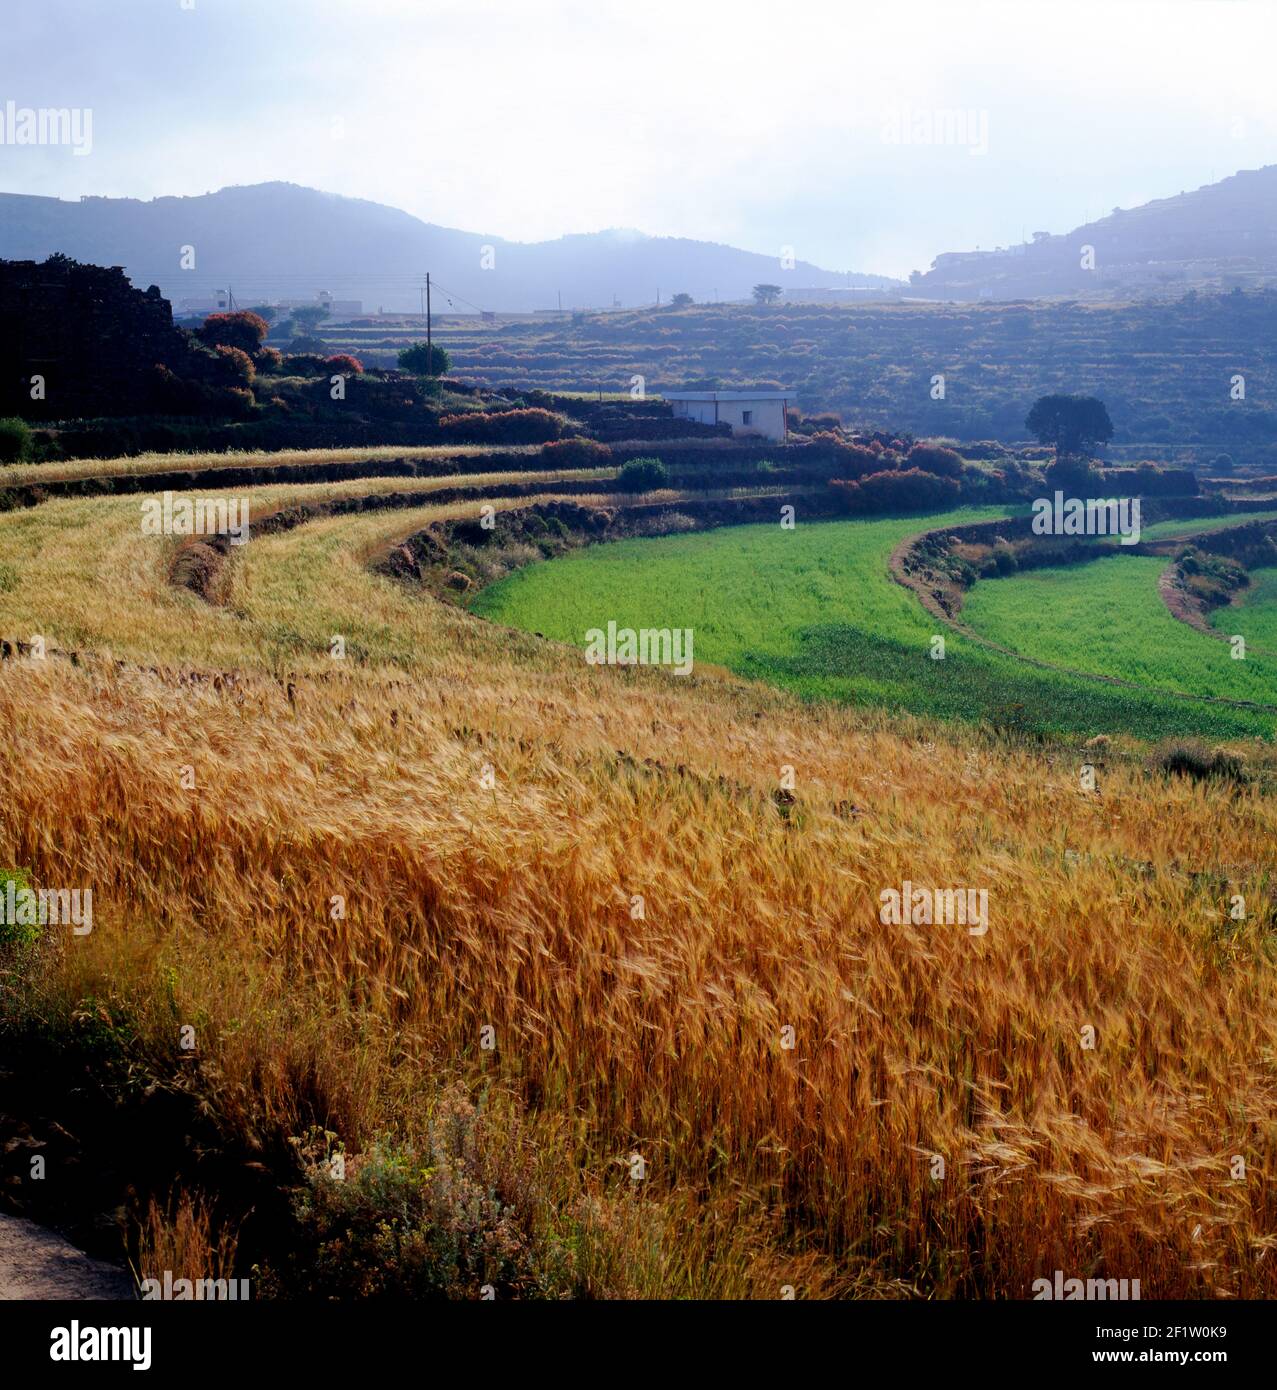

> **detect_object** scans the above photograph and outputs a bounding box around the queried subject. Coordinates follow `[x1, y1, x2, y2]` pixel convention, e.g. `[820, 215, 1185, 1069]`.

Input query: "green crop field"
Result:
[962, 554, 1277, 707]
[1140, 508, 1277, 540]
[1211, 565, 1277, 650]
[473, 509, 1277, 739]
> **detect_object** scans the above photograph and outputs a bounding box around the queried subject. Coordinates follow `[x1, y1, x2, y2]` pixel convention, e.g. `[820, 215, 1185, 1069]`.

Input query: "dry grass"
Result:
[0, 441, 541, 488]
[133, 1194, 239, 1293]
[3, 462, 1277, 1298]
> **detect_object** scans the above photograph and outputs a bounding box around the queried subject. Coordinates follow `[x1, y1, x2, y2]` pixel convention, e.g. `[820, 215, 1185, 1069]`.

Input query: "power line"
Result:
[425, 277, 490, 315]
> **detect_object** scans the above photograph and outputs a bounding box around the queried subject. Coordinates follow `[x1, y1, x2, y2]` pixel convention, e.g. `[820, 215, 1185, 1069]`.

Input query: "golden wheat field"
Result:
[3, 454, 1277, 1299]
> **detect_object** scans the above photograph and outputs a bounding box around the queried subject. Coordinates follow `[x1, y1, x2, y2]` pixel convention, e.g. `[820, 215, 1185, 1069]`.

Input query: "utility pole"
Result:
[426, 273, 432, 377]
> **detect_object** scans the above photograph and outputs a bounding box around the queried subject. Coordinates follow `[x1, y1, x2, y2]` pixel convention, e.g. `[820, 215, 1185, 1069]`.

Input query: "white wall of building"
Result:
[668, 395, 789, 442]
[669, 398, 718, 428]
[714, 397, 787, 441]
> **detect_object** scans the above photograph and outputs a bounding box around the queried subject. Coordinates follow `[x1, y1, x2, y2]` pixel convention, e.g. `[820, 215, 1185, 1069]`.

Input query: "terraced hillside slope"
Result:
[3, 446, 1277, 1299]
[315, 292, 1277, 451]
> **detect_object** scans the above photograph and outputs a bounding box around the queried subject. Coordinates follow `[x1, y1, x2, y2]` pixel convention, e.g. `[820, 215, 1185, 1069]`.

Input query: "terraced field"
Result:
[4, 451, 1277, 1301]
[476, 512, 1277, 738]
[313, 294, 1277, 451]
[962, 555, 1277, 707]
[1212, 566, 1277, 650]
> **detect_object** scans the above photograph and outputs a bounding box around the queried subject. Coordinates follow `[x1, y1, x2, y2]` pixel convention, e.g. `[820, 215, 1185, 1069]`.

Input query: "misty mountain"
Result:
[0, 182, 899, 315]
[909, 165, 1277, 301]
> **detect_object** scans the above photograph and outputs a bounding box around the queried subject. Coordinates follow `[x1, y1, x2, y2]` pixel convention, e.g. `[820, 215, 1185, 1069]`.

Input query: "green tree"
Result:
[291, 305, 330, 332]
[752, 284, 782, 305]
[1025, 394, 1114, 457]
[669, 293, 694, 309]
[0, 417, 33, 463]
[398, 342, 451, 376]
[615, 457, 669, 492]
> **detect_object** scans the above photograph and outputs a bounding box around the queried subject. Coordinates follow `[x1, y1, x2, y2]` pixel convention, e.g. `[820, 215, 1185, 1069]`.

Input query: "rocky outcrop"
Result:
[0, 255, 193, 420]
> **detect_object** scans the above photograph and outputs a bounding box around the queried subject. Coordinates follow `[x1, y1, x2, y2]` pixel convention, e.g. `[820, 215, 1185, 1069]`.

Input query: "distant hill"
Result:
[0, 182, 899, 315]
[910, 165, 1277, 301]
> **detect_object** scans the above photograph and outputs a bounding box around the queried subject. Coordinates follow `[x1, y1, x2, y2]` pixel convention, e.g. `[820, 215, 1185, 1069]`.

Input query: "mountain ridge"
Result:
[910, 164, 1277, 300]
[0, 181, 898, 314]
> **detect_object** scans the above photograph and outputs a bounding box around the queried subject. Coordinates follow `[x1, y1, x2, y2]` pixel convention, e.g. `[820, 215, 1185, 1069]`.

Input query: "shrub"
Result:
[907, 442, 964, 477]
[254, 346, 283, 374]
[198, 311, 269, 353]
[615, 457, 669, 492]
[1153, 740, 1247, 784]
[803, 442, 884, 484]
[325, 354, 364, 376]
[0, 868, 40, 951]
[398, 342, 452, 376]
[1044, 455, 1103, 493]
[0, 417, 33, 463]
[836, 443, 889, 478]
[830, 467, 961, 514]
[632, 510, 698, 536]
[222, 387, 257, 420]
[149, 364, 256, 419]
[259, 1093, 564, 1298]
[1120, 462, 1199, 497]
[439, 408, 564, 445]
[213, 344, 256, 386]
[992, 543, 1019, 575]
[281, 353, 329, 376]
[540, 437, 612, 468]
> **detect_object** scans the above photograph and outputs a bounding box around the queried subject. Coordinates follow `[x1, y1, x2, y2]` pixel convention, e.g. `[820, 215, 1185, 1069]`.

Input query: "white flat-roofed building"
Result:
[663, 389, 794, 442]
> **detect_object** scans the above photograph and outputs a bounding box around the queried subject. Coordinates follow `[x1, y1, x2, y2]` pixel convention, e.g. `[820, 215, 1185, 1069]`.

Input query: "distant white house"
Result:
[663, 389, 794, 442]
[276, 291, 363, 320]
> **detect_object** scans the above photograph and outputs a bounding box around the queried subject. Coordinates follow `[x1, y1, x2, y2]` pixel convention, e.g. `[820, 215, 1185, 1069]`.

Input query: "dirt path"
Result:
[0, 1213, 134, 1300]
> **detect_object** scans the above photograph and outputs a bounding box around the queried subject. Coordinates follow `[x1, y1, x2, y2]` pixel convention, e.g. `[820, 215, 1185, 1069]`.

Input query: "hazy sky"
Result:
[3, 0, 1276, 277]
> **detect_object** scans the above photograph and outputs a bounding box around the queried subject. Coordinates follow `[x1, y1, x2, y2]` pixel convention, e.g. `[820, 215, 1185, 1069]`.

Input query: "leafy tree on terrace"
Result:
[290, 304, 330, 332]
[398, 342, 451, 376]
[669, 293, 694, 308]
[752, 284, 782, 305]
[1025, 394, 1114, 457]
